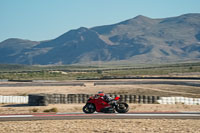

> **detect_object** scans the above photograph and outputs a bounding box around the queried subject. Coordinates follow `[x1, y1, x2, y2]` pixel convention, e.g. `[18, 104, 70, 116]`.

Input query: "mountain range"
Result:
[1, 13, 200, 65]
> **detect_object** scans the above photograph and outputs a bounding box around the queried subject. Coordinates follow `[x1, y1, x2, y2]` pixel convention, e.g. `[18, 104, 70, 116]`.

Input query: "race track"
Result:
[0, 112, 200, 121]
[94, 81, 200, 87]
[0, 80, 199, 87]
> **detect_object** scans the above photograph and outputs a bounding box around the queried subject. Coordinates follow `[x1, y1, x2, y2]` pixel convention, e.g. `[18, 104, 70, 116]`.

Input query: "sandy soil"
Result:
[0, 104, 200, 114]
[0, 119, 200, 133]
[0, 79, 200, 132]
[0, 80, 200, 97]
[1, 103, 200, 133]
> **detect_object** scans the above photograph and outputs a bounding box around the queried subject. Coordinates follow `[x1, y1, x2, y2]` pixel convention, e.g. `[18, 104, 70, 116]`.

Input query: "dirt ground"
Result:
[0, 79, 200, 132]
[0, 119, 200, 133]
[0, 104, 200, 133]
[0, 79, 200, 98]
[0, 104, 200, 114]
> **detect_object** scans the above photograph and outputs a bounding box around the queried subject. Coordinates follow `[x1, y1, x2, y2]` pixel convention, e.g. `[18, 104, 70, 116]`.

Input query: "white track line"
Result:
[1, 112, 200, 118]
[116, 114, 200, 117]
[0, 115, 33, 118]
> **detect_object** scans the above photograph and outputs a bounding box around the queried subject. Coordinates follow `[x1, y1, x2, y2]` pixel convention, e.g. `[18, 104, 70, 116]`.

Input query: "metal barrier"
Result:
[157, 97, 200, 105]
[0, 95, 28, 104]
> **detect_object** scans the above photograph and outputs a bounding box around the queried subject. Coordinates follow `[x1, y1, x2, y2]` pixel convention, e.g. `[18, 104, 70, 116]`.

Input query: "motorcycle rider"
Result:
[97, 91, 113, 103]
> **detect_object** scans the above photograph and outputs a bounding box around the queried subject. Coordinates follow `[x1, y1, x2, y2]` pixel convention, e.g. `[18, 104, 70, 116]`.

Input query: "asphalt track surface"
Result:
[94, 81, 200, 87]
[0, 81, 200, 87]
[0, 112, 200, 121]
[0, 82, 85, 87]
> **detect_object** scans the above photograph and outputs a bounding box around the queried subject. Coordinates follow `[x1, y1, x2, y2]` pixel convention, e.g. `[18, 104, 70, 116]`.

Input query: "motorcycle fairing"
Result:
[87, 97, 111, 112]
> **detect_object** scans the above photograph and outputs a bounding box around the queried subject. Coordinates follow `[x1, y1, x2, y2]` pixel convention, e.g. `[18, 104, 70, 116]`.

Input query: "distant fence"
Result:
[157, 97, 200, 105]
[0, 95, 28, 104]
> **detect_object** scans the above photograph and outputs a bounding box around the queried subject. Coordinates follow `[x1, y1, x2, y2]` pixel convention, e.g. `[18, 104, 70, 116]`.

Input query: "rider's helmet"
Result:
[98, 90, 105, 96]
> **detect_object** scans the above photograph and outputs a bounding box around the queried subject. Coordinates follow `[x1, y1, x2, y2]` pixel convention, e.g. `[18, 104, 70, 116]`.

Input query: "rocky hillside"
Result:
[0, 13, 200, 65]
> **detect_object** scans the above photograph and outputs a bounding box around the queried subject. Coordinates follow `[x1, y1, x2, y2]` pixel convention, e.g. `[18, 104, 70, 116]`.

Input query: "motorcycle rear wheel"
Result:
[115, 102, 129, 113]
[83, 103, 96, 114]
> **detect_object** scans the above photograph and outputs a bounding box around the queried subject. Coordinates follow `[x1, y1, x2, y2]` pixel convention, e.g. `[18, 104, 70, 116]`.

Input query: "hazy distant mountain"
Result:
[0, 38, 39, 64]
[0, 13, 200, 65]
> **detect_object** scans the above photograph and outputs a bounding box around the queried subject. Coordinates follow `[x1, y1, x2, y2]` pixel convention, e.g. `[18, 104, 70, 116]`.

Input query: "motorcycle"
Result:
[83, 95, 129, 113]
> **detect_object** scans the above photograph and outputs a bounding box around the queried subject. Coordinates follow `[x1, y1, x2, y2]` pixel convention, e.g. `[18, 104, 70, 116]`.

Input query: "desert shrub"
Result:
[154, 101, 160, 104]
[30, 108, 39, 112]
[43, 107, 58, 113]
[43, 109, 50, 112]
[20, 93, 28, 96]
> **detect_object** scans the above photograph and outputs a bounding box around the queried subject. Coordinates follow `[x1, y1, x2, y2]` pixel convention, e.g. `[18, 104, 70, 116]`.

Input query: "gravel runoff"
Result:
[0, 119, 200, 133]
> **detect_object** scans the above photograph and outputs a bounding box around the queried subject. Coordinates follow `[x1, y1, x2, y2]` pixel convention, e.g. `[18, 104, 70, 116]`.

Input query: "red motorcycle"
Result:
[83, 95, 129, 113]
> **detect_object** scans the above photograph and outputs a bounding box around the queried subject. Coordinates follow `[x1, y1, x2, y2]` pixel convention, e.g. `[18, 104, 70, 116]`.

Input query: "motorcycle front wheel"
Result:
[115, 102, 129, 113]
[82, 103, 96, 114]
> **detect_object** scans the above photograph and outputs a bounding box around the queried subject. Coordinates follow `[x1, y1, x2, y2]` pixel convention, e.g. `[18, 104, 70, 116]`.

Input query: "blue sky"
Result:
[0, 0, 200, 42]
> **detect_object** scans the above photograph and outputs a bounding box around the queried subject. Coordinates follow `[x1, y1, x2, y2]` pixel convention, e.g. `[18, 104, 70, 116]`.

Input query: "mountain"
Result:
[0, 38, 39, 64]
[0, 13, 200, 65]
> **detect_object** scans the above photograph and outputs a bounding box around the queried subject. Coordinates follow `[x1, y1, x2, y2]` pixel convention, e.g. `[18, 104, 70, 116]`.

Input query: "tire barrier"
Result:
[157, 97, 200, 105]
[2, 94, 200, 106]
[28, 94, 160, 106]
[28, 94, 48, 106]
